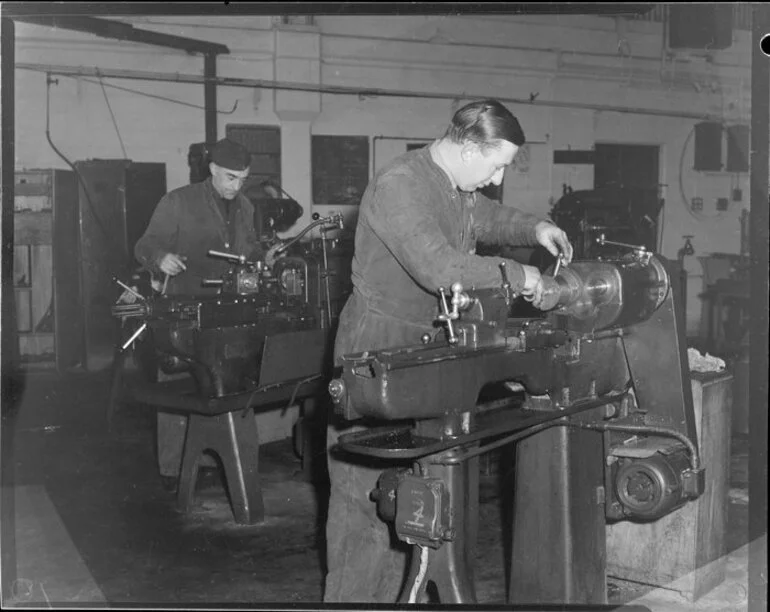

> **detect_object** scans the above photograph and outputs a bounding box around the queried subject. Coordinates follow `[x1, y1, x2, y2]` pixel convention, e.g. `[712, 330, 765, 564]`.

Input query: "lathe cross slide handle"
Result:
[436, 287, 459, 345]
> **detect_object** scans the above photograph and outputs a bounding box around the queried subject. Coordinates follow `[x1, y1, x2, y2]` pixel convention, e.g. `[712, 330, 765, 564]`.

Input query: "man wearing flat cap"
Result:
[134, 137, 262, 483]
[135, 137, 262, 295]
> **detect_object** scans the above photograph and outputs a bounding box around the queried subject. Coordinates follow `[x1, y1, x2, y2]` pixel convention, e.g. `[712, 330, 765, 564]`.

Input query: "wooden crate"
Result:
[14, 224, 55, 361]
[606, 371, 733, 601]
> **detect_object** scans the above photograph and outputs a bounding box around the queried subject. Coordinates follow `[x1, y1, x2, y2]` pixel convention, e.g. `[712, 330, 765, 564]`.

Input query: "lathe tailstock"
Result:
[328, 249, 703, 605]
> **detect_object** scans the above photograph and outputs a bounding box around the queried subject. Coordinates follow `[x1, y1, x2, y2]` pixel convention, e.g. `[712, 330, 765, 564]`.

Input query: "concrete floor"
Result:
[1, 366, 752, 609]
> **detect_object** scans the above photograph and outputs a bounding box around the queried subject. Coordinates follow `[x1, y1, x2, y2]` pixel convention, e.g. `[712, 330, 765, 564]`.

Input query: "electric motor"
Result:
[612, 449, 692, 521]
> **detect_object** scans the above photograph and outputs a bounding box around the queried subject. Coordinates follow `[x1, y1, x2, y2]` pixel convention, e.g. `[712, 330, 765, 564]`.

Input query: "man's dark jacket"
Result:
[134, 177, 261, 295]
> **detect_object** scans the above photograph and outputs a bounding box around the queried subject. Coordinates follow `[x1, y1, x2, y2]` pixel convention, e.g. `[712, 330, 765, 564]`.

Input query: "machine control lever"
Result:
[553, 255, 568, 278]
[121, 322, 148, 351]
[112, 278, 151, 351]
[499, 262, 514, 304]
[207, 249, 248, 265]
[596, 233, 646, 253]
[270, 213, 345, 264]
[319, 211, 345, 231]
[114, 278, 147, 302]
[596, 233, 651, 263]
[311, 211, 344, 230]
[436, 283, 475, 345]
[437, 287, 459, 345]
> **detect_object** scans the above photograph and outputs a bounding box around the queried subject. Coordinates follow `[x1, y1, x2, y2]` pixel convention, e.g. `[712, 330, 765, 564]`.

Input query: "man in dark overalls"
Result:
[324, 99, 574, 603]
[133, 138, 262, 485]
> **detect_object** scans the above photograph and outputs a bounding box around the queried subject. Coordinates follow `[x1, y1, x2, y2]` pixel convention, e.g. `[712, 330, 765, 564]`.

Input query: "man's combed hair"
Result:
[444, 99, 526, 150]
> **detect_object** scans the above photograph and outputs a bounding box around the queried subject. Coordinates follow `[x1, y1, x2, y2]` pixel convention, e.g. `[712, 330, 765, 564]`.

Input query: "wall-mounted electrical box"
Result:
[716, 197, 729, 211]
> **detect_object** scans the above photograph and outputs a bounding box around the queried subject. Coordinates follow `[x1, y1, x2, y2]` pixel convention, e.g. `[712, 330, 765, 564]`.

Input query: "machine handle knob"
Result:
[450, 282, 472, 311]
[328, 378, 346, 404]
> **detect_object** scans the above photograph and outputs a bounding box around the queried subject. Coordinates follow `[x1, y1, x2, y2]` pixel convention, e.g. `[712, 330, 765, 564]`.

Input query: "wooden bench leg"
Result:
[177, 411, 265, 525]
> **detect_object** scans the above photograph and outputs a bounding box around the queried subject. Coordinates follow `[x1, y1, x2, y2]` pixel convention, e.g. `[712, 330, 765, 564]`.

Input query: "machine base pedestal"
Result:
[177, 411, 264, 525]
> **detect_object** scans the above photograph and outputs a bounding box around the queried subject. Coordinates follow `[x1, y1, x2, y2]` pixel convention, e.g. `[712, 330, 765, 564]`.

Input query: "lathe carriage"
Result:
[328, 240, 704, 605]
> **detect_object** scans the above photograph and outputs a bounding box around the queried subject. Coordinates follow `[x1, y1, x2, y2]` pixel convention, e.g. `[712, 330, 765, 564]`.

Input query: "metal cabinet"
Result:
[73, 159, 167, 370]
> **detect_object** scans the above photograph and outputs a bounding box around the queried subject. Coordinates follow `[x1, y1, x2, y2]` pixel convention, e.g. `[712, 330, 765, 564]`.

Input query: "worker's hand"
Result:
[158, 253, 187, 276]
[535, 221, 573, 265]
[264, 243, 283, 269]
[531, 276, 562, 311]
[117, 286, 140, 304]
[520, 264, 543, 305]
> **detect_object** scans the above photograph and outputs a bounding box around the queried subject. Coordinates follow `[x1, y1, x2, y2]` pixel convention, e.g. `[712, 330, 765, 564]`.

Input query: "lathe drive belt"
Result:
[336, 390, 628, 460]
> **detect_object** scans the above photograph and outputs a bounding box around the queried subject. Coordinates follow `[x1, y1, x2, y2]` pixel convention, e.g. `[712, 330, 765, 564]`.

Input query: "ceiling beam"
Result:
[3, 3, 656, 18]
[13, 15, 229, 56]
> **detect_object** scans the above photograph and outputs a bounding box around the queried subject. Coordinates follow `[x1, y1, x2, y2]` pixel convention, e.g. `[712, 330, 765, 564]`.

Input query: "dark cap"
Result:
[210, 138, 251, 171]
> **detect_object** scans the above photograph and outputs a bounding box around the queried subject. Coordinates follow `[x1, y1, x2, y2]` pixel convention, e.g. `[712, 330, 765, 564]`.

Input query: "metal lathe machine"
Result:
[328, 237, 704, 605]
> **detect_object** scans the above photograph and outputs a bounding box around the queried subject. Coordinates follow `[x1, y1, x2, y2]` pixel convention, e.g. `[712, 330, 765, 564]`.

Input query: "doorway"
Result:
[594, 143, 660, 193]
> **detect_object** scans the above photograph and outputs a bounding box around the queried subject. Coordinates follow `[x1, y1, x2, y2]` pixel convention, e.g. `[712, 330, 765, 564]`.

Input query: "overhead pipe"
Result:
[16, 62, 747, 124]
[13, 15, 229, 56]
[203, 53, 217, 143]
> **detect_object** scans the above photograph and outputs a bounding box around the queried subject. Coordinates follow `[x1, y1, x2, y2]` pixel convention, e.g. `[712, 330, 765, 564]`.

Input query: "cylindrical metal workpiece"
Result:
[548, 255, 670, 331]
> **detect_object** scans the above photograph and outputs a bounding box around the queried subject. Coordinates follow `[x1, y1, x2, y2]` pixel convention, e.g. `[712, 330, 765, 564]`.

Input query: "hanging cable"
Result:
[45, 73, 111, 243]
[407, 545, 430, 604]
[96, 70, 128, 158]
[76, 76, 239, 114]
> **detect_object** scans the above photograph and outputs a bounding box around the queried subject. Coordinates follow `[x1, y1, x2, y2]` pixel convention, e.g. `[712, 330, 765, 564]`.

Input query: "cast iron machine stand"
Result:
[329, 246, 705, 605]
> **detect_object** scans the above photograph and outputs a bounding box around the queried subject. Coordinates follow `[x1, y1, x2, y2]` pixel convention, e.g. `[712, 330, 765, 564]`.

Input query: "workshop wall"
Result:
[14, 11, 752, 343]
